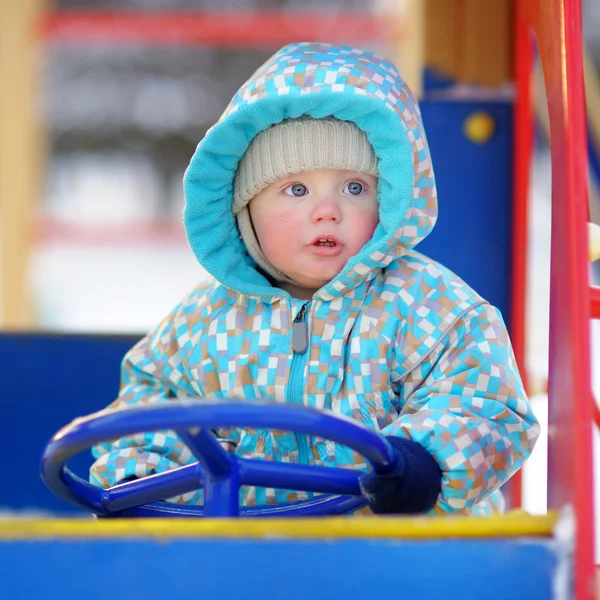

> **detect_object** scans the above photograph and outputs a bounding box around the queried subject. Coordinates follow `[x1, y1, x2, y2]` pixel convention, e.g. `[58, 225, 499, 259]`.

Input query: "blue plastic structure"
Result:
[41, 401, 398, 517]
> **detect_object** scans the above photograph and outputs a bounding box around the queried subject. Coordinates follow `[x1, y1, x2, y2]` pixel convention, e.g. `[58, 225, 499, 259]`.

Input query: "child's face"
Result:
[248, 168, 379, 295]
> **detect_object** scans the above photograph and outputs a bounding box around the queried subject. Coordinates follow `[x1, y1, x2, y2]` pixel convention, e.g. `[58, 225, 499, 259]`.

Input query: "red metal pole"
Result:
[525, 0, 595, 597]
[510, 2, 536, 510]
[591, 285, 600, 318]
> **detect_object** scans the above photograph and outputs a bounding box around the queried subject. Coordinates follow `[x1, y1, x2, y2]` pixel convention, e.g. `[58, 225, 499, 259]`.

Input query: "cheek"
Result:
[352, 210, 379, 245]
[255, 211, 300, 258]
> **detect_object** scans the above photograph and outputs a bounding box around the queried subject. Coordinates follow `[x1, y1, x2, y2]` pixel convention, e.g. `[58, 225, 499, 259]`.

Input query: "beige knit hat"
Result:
[233, 117, 378, 283]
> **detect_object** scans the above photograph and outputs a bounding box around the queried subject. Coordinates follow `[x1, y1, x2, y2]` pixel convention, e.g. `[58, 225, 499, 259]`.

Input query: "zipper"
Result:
[288, 302, 311, 465]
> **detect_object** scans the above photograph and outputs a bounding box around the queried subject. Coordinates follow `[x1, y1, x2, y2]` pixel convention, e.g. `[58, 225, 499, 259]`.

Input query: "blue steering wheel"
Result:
[41, 401, 398, 518]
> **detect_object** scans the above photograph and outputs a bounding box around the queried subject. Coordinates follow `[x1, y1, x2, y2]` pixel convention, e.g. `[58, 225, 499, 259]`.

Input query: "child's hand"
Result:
[359, 436, 442, 514]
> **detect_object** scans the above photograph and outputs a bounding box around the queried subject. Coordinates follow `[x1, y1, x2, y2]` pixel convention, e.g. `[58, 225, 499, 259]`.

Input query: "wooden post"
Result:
[377, 0, 425, 98]
[424, 0, 512, 87]
[400, 0, 426, 98]
[462, 0, 512, 86]
[0, 1, 44, 328]
[424, 0, 464, 83]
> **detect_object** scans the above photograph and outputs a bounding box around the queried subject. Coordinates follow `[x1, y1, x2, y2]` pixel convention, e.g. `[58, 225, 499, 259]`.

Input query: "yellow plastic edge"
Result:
[0, 511, 558, 541]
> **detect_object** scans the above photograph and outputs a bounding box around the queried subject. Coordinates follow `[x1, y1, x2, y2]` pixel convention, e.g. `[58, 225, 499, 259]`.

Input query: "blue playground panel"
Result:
[418, 98, 513, 327]
[1, 332, 139, 513]
[0, 535, 563, 600]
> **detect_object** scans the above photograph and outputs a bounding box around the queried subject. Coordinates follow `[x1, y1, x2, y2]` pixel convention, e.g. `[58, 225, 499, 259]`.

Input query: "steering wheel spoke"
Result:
[103, 463, 204, 514]
[177, 427, 232, 477]
[238, 458, 362, 496]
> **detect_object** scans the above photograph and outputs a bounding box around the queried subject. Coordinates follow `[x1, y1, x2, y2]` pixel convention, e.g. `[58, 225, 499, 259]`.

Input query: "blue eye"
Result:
[343, 181, 365, 196]
[284, 183, 308, 197]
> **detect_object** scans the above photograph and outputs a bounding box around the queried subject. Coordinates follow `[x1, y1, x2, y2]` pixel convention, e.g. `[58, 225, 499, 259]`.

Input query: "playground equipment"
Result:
[0, 0, 598, 597]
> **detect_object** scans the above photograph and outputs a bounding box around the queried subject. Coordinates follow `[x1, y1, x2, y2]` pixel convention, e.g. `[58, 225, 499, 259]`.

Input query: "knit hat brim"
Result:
[233, 117, 378, 215]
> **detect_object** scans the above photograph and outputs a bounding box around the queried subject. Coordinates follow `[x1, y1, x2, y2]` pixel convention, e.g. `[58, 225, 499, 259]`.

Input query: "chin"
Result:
[284, 261, 346, 289]
[302, 271, 342, 289]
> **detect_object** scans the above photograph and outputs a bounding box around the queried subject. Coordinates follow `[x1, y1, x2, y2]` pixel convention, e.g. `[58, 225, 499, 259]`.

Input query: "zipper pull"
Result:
[292, 304, 309, 354]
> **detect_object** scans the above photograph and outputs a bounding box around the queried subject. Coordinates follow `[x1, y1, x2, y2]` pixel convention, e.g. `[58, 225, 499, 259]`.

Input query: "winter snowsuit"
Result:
[91, 42, 540, 515]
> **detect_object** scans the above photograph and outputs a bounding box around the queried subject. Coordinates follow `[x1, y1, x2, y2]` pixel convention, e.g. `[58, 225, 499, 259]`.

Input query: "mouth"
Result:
[309, 235, 342, 248]
[308, 235, 344, 257]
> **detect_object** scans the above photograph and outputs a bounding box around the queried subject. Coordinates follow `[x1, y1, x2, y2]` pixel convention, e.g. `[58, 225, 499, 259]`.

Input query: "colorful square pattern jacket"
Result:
[90, 42, 540, 515]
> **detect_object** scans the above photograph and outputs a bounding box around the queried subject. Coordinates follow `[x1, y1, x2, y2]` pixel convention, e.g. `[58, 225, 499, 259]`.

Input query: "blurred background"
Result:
[1, 0, 599, 528]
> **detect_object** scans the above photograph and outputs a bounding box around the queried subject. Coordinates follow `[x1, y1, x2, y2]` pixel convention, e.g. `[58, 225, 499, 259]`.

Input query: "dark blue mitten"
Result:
[359, 436, 442, 514]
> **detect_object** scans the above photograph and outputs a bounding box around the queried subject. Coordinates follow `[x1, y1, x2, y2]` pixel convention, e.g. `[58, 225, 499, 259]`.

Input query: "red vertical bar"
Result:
[591, 285, 600, 318]
[525, 0, 595, 597]
[509, 4, 536, 510]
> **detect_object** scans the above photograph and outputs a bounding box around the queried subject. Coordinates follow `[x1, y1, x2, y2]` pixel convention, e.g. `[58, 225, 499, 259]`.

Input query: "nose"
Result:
[311, 196, 342, 223]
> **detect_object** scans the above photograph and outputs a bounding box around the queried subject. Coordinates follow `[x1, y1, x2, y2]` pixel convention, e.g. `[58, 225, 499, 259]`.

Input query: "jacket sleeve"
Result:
[89, 285, 210, 503]
[381, 302, 540, 514]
